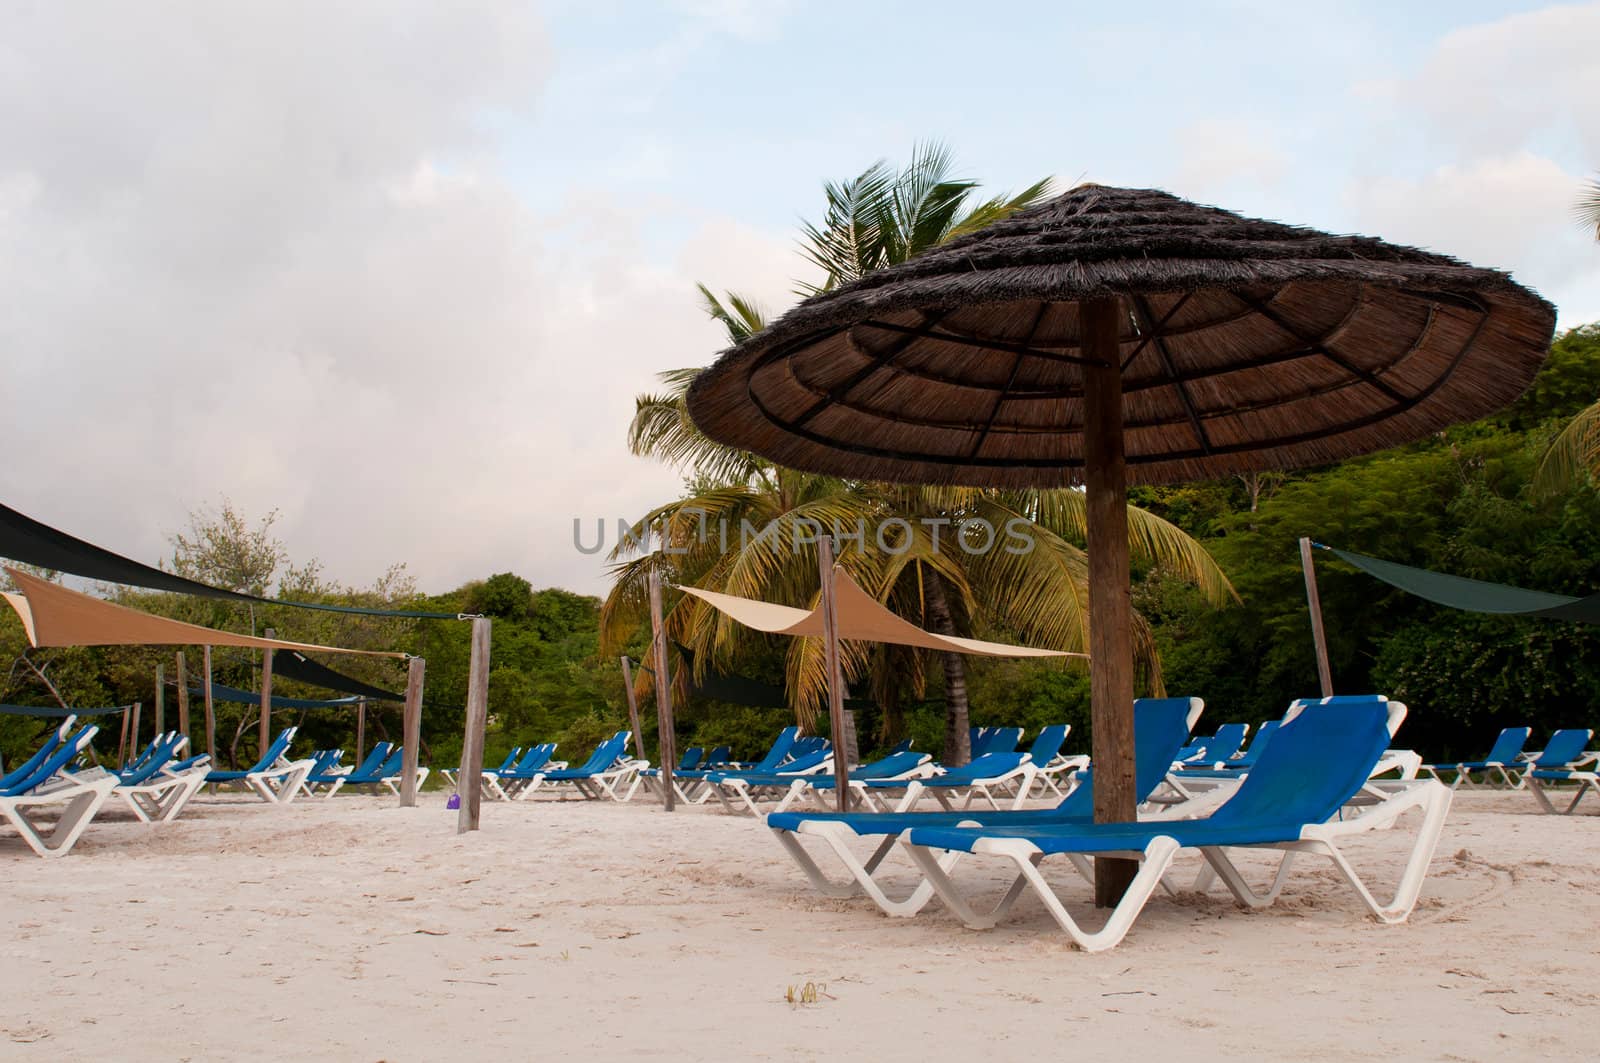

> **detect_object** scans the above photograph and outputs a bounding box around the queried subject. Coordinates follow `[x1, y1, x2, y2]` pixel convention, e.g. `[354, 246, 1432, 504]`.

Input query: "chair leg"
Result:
[904, 836, 1183, 951]
[0, 785, 113, 857]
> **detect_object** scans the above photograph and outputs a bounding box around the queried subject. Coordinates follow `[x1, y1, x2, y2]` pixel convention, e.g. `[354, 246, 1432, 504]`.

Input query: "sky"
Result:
[0, 0, 1596, 600]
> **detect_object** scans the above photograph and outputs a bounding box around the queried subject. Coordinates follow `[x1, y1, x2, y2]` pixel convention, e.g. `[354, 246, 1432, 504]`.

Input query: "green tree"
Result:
[610, 146, 1233, 764]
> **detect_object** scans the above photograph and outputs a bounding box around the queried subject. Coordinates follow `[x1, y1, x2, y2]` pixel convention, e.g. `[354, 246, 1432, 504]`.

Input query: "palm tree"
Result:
[1579, 175, 1600, 241]
[608, 146, 1235, 764]
[1535, 177, 1600, 491]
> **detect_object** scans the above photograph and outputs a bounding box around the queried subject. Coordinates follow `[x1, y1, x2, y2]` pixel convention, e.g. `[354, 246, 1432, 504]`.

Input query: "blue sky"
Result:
[0, 1, 1596, 599]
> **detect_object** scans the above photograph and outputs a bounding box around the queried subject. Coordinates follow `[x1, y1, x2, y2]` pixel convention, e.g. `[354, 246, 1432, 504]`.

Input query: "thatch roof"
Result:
[687, 184, 1557, 488]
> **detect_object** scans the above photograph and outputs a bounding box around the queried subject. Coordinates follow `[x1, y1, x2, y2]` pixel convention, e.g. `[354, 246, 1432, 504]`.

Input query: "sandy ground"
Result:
[2, 785, 1597, 1061]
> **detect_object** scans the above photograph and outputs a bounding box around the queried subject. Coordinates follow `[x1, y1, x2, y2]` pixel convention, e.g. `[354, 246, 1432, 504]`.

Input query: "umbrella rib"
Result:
[967, 301, 1052, 460]
[1120, 291, 1193, 372]
[854, 319, 1097, 367]
[1132, 294, 1212, 455]
[1238, 292, 1410, 404]
[787, 310, 952, 430]
[744, 305, 1487, 474]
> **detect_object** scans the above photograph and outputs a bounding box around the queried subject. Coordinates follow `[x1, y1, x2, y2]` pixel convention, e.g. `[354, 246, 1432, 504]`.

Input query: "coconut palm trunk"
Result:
[920, 567, 971, 766]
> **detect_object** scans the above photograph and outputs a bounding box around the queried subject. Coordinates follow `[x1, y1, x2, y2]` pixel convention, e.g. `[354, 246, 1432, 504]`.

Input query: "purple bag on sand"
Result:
[446, 792, 460, 810]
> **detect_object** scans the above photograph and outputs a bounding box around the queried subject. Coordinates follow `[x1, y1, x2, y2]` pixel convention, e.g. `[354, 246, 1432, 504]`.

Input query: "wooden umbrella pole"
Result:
[647, 568, 676, 811]
[816, 537, 852, 813]
[1082, 296, 1139, 908]
[129, 701, 143, 762]
[458, 617, 491, 833]
[117, 704, 131, 768]
[355, 701, 366, 764]
[1299, 537, 1335, 697]
[202, 645, 217, 766]
[259, 630, 275, 754]
[154, 664, 165, 735]
[399, 656, 425, 808]
[619, 656, 645, 761]
[175, 651, 190, 744]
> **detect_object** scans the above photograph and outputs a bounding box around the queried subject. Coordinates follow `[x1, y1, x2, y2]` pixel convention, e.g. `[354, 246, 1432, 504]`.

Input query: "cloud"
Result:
[1170, 118, 1289, 198]
[0, 3, 793, 601]
[1342, 3, 1600, 326]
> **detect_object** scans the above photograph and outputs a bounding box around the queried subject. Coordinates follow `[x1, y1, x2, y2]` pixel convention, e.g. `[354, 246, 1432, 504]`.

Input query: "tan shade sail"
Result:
[677, 567, 1084, 659]
[4, 567, 404, 658]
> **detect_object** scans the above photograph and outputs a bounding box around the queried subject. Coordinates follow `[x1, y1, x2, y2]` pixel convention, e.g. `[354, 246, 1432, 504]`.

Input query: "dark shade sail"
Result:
[194, 681, 361, 710]
[0, 501, 459, 620]
[274, 650, 405, 702]
[1323, 545, 1600, 624]
[0, 702, 133, 717]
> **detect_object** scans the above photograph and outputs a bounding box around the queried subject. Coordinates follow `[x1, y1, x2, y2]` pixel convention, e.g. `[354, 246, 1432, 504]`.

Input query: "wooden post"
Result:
[117, 704, 131, 768]
[619, 656, 645, 761]
[1082, 296, 1138, 907]
[647, 569, 676, 811]
[457, 617, 491, 833]
[202, 645, 217, 766]
[154, 664, 165, 735]
[259, 629, 275, 754]
[399, 656, 425, 808]
[355, 701, 367, 765]
[175, 651, 190, 743]
[129, 701, 143, 762]
[816, 537, 852, 813]
[1300, 537, 1335, 697]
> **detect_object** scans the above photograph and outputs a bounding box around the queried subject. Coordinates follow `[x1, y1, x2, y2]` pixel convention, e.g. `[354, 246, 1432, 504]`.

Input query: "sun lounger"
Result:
[898, 695, 1449, 951]
[855, 751, 1037, 813]
[1176, 722, 1250, 764]
[678, 747, 706, 771]
[203, 727, 314, 804]
[482, 744, 556, 801]
[1419, 727, 1533, 789]
[324, 745, 404, 796]
[970, 726, 1023, 757]
[767, 697, 1204, 915]
[519, 732, 638, 801]
[712, 748, 922, 816]
[640, 726, 801, 804]
[702, 747, 834, 815]
[0, 724, 118, 857]
[1523, 729, 1599, 814]
[99, 733, 211, 823]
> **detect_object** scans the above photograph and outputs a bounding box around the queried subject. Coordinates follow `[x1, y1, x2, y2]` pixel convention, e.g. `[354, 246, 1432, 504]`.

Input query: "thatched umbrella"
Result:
[686, 184, 1556, 902]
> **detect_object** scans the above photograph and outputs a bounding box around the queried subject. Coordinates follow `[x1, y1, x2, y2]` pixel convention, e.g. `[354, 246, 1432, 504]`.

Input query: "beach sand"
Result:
[2, 788, 1596, 1061]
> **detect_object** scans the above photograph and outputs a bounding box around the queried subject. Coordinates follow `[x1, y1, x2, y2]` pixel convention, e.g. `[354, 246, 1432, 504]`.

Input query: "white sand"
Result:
[3, 788, 1597, 1061]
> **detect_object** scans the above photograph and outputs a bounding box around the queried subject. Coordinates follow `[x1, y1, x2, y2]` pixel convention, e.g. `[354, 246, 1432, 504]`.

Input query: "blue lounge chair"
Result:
[0, 717, 77, 792]
[0, 724, 118, 856]
[703, 744, 733, 768]
[710, 748, 925, 816]
[1420, 727, 1533, 790]
[970, 727, 1023, 757]
[640, 727, 801, 804]
[1171, 720, 1283, 782]
[519, 732, 637, 801]
[203, 727, 314, 804]
[1523, 729, 1598, 814]
[899, 696, 1450, 951]
[678, 746, 706, 771]
[483, 744, 557, 800]
[106, 733, 210, 823]
[768, 697, 1203, 916]
[1177, 722, 1250, 764]
[322, 744, 400, 797]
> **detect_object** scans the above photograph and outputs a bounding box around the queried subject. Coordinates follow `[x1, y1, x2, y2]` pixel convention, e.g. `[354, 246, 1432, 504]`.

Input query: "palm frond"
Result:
[1577, 176, 1600, 241]
[1536, 399, 1600, 495]
[696, 284, 769, 344]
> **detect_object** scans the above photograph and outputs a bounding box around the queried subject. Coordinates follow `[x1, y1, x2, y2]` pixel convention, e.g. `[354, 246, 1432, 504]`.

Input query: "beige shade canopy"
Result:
[4, 567, 405, 658]
[678, 566, 1085, 659]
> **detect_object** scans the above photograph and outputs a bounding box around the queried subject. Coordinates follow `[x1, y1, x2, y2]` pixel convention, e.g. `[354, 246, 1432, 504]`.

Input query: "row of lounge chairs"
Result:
[1419, 727, 1599, 813]
[0, 721, 430, 857]
[766, 695, 1454, 951]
